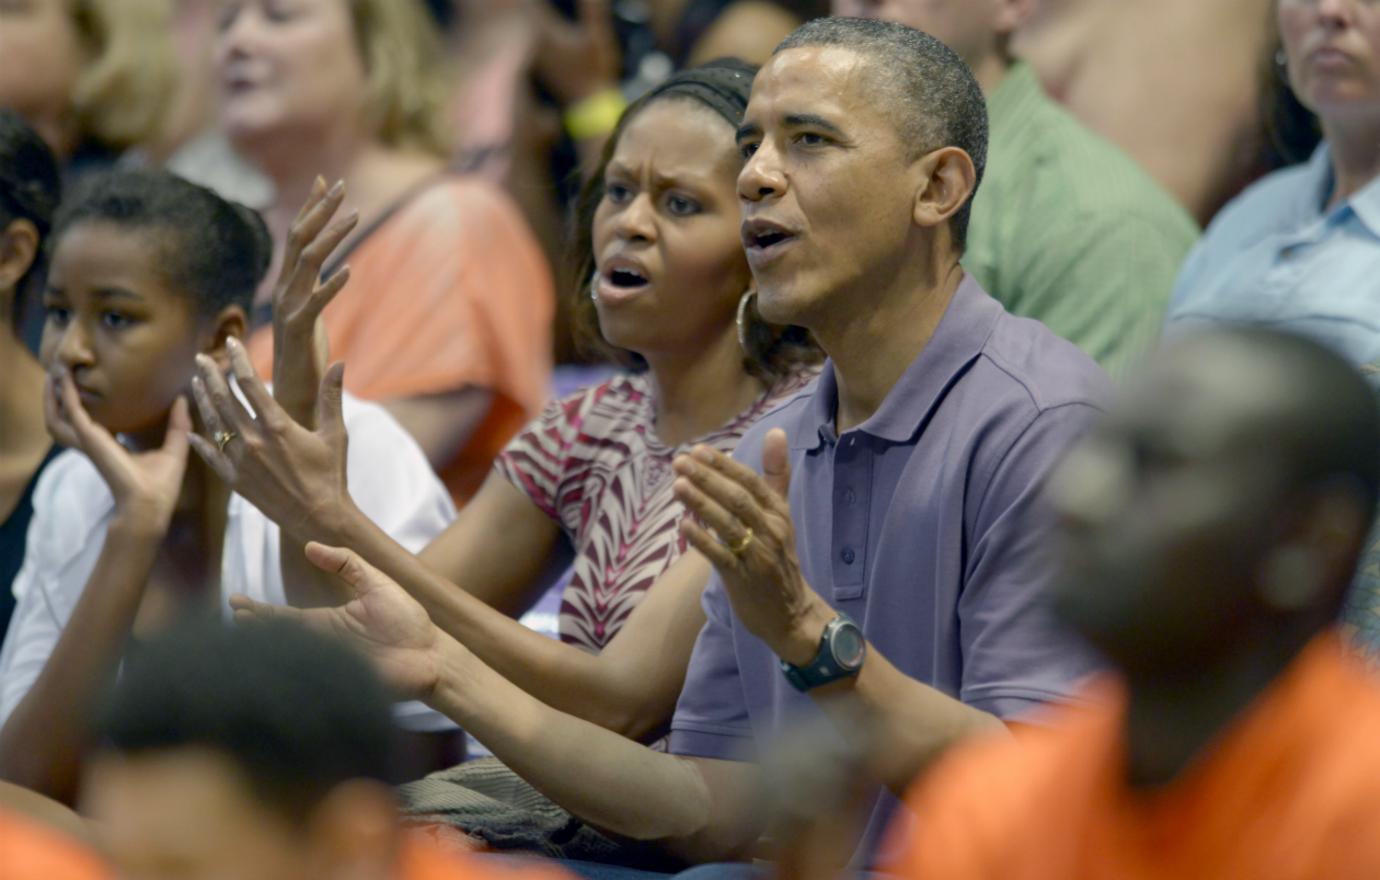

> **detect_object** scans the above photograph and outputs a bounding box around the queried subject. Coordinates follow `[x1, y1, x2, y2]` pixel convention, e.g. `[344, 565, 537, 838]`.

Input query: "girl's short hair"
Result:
[347, 0, 453, 157]
[52, 169, 273, 317]
[569, 59, 819, 383]
[70, 0, 178, 152]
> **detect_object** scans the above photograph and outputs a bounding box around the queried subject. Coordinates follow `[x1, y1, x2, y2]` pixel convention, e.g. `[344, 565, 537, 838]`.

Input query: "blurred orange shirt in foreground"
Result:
[889, 633, 1380, 880]
[0, 810, 110, 880]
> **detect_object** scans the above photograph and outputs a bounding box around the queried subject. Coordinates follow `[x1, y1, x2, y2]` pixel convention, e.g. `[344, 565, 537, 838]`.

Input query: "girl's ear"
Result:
[0, 218, 40, 293]
[203, 306, 249, 370]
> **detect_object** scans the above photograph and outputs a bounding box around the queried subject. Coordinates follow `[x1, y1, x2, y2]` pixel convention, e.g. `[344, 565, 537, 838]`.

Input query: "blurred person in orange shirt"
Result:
[215, 0, 554, 506]
[82, 619, 572, 880]
[0, 780, 109, 880]
[889, 326, 1380, 880]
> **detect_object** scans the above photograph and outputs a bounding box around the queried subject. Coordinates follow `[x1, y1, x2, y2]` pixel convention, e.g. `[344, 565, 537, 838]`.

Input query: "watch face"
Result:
[832, 623, 866, 670]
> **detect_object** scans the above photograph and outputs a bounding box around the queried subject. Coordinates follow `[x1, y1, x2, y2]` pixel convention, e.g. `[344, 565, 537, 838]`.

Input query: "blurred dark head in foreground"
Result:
[82, 621, 401, 880]
[1046, 327, 1380, 680]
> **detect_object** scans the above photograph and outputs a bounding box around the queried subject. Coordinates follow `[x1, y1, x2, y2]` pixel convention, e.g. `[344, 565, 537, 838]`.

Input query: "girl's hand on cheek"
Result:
[45, 369, 192, 535]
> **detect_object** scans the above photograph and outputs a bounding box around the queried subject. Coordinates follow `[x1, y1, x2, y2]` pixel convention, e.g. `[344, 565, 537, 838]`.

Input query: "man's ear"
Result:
[202, 306, 249, 371]
[0, 218, 40, 293]
[305, 779, 399, 880]
[1259, 487, 1371, 615]
[911, 146, 977, 234]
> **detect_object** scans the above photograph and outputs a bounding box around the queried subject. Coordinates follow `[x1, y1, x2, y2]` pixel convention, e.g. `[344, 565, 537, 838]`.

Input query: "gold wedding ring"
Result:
[729, 527, 754, 557]
[215, 430, 237, 453]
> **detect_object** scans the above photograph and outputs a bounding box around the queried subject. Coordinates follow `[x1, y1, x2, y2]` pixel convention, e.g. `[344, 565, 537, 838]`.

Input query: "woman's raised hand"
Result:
[45, 369, 192, 535]
[271, 177, 358, 427]
[229, 542, 441, 700]
[188, 337, 352, 546]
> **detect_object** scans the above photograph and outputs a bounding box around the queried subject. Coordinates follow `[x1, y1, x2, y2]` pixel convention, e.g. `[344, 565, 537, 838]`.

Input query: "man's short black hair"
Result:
[95, 621, 399, 825]
[775, 16, 989, 250]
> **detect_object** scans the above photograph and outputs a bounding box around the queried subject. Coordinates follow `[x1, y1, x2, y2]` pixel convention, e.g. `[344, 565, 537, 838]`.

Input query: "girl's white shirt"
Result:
[0, 392, 458, 731]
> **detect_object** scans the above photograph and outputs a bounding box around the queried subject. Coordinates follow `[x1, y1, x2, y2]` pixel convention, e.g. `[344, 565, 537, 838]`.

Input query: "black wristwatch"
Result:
[780, 613, 866, 692]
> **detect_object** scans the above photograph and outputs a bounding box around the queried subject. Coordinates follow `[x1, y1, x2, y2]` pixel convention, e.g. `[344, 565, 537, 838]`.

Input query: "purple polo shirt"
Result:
[668, 276, 1111, 862]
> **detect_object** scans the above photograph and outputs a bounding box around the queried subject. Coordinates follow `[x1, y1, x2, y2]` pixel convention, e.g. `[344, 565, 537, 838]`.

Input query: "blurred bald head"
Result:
[1046, 328, 1380, 675]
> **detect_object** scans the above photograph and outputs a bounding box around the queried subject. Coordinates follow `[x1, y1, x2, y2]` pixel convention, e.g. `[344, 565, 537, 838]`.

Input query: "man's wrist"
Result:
[775, 596, 838, 668]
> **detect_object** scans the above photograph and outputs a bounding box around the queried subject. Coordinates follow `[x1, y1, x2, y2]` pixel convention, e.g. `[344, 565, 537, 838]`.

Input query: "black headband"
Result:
[640, 61, 756, 128]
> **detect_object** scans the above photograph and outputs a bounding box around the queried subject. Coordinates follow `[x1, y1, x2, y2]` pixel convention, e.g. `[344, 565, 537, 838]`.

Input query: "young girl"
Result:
[0, 169, 454, 804]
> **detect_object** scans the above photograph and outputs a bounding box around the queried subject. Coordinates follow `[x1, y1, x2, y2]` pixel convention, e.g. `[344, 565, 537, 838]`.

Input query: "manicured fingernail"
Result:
[329, 179, 345, 197]
[226, 337, 241, 353]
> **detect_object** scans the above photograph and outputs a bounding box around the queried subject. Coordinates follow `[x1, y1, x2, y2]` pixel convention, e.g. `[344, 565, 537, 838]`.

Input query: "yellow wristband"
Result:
[563, 88, 628, 141]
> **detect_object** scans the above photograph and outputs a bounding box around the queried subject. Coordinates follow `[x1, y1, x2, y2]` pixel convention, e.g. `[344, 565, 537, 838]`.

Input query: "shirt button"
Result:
[844, 488, 857, 505]
[841, 547, 856, 565]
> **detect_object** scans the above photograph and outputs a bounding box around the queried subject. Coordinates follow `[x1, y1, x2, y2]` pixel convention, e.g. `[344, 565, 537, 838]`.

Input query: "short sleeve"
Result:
[0, 557, 65, 727]
[958, 403, 1104, 719]
[341, 395, 456, 552]
[0, 458, 106, 728]
[667, 573, 755, 761]
[493, 394, 583, 522]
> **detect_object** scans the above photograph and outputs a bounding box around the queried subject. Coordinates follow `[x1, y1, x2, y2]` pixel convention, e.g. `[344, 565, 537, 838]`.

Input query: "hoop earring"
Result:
[1275, 48, 1289, 83]
[736, 289, 757, 354]
[589, 272, 600, 302]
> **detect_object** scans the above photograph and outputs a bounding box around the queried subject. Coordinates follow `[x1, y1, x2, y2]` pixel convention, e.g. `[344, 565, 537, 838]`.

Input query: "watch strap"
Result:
[780, 613, 863, 692]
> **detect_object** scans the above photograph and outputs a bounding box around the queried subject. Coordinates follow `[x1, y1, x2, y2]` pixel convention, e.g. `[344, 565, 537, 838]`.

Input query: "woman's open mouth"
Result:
[596, 259, 652, 305]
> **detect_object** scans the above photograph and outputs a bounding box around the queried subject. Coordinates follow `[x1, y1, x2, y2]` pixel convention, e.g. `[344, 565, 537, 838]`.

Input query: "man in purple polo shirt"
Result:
[661, 15, 1111, 866]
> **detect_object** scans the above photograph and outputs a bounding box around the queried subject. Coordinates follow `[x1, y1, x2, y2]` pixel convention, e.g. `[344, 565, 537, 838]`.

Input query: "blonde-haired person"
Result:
[0, 0, 175, 177]
[217, 0, 554, 506]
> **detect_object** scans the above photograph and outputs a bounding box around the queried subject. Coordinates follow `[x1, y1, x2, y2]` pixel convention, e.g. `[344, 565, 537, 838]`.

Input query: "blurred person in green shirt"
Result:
[836, 0, 1199, 380]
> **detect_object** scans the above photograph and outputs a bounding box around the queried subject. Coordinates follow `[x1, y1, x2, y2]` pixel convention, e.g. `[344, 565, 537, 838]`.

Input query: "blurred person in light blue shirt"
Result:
[1167, 0, 1380, 370]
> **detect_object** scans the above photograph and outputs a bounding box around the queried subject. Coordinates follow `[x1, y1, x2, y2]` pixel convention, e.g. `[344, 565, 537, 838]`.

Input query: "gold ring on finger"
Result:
[215, 430, 237, 453]
[729, 527, 754, 557]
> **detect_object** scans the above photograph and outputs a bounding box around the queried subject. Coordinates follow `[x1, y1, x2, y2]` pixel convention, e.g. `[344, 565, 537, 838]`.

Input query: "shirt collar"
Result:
[1310, 142, 1380, 237]
[788, 275, 1002, 450]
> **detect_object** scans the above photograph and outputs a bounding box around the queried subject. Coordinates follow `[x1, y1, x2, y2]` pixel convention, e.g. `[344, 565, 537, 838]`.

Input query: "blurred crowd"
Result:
[1, 1, 1379, 879]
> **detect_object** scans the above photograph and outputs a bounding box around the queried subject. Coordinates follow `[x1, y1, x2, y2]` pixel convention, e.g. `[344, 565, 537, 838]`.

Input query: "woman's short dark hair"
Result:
[51, 169, 273, 317]
[0, 110, 62, 333]
[569, 59, 819, 383]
